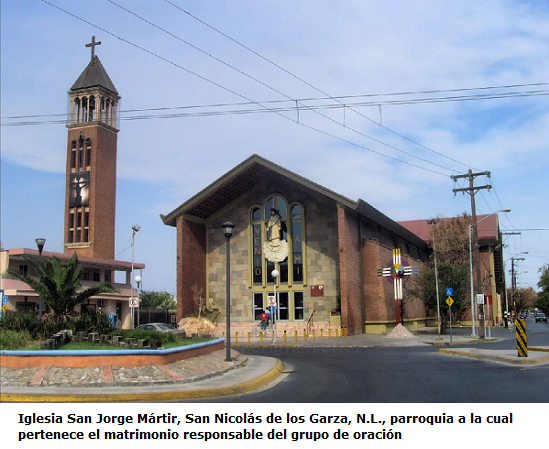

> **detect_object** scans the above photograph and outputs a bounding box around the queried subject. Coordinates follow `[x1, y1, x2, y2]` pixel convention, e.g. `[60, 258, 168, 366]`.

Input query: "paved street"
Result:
[2, 318, 547, 402]
[192, 320, 549, 403]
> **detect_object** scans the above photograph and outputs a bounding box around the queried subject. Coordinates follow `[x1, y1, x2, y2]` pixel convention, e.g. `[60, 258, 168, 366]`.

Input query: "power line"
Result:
[34, 0, 452, 176]
[162, 0, 548, 171]
[104, 0, 459, 174]
[4, 87, 547, 122]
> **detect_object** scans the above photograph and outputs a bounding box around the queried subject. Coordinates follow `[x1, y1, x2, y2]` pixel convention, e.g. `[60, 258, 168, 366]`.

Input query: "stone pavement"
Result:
[2, 326, 548, 402]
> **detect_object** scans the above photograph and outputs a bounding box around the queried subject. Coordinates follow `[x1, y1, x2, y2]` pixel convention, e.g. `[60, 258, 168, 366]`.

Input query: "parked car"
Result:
[135, 323, 186, 336]
[535, 313, 547, 323]
[519, 312, 528, 319]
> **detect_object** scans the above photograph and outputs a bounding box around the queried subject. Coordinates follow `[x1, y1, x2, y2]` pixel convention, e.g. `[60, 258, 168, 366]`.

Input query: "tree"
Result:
[139, 290, 176, 309]
[535, 264, 549, 314]
[509, 286, 537, 312]
[3, 253, 116, 322]
[408, 213, 472, 332]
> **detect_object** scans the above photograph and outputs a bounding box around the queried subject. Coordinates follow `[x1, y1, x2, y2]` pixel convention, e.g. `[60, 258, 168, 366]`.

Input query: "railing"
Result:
[306, 309, 316, 334]
[210, 310, 221, 325]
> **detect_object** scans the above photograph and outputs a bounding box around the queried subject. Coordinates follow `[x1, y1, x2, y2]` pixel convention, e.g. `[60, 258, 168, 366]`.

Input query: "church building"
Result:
[162, 154, 431, 335]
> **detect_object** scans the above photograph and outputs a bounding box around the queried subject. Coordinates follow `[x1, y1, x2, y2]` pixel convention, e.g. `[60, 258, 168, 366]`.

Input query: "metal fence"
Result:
[137, 308, 177, 326]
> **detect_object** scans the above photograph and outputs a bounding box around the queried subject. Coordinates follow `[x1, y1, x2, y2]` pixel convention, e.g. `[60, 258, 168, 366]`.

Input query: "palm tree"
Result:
[3, 253, 117, 321]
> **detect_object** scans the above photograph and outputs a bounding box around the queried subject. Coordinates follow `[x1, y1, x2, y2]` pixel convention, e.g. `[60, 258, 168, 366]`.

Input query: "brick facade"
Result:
[64, 125, 117, 259]
[177, 217, 207, 319]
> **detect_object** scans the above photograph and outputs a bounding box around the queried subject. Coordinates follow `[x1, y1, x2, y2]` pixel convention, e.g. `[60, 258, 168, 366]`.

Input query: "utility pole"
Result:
[451, 169, 491, 338]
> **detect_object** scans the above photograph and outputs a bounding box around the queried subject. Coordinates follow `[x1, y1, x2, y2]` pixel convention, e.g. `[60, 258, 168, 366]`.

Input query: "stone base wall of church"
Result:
[213, 321, 346, 339]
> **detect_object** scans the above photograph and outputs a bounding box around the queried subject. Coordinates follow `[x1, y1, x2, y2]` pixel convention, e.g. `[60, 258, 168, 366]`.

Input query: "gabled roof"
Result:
[161, 154, 429, 250]
[398, 214, 501, 245]
[161, 154, 356, 226]
[70, 56, 119, 96]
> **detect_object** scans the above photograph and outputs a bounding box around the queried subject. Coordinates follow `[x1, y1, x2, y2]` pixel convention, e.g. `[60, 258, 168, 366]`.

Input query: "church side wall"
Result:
[176, 217, 207, 320]
[337, 206, 363, 335]
[362, 228, 430, 334]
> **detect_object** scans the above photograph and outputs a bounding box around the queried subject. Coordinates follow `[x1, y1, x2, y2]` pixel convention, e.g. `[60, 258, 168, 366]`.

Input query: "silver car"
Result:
[135, 323, 186, 335]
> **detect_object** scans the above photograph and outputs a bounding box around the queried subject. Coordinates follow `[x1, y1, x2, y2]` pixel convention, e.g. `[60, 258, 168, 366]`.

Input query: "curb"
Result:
[437, 348, 549, 365]
[0, 358, 286, 403]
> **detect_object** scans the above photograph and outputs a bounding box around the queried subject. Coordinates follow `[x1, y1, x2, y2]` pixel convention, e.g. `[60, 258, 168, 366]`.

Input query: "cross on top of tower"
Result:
[86, 36, 101, 61]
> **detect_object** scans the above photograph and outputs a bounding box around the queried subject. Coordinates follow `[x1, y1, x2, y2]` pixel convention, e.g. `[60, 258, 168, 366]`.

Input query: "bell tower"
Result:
[64, 36, 120, 260]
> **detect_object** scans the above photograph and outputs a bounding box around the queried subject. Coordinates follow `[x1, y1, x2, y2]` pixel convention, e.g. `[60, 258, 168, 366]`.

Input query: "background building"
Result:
[399, 215, 506, 326]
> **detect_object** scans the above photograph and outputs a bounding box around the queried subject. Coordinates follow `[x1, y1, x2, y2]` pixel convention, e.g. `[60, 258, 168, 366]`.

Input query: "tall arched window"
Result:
[249, 195, 306, 322]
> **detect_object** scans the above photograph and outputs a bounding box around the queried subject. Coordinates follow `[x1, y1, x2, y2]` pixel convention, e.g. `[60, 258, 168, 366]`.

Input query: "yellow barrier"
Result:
[260, 332, 263, 344]
[284, 330, 287, 343]
[294, 330, 298, 342]
[321, 329, 324, 339]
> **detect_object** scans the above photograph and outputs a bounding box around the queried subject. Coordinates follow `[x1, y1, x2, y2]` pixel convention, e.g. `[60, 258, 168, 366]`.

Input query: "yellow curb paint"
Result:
[0, 359, 286, 403]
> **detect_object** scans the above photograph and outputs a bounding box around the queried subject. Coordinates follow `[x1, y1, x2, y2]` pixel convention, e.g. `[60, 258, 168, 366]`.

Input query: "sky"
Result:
[1, 0, 548, 295]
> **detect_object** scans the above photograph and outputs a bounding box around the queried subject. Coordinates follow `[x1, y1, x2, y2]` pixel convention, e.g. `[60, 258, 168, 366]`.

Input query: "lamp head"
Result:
[271, 269, 280, 279]
[222, 221, 235, 239]
[35, 238, 46, 254]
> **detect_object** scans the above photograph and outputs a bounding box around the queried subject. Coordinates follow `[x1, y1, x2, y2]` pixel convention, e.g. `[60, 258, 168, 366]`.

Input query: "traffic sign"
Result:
[446, 287, 453, 297]
[2, 295, 9, 305]
[2, 304, 8, 313]
[267, 296, 276, 307]
[446, 296, 454, 307]
[476, 294, 485, 305]
[129, 297, 139, 308]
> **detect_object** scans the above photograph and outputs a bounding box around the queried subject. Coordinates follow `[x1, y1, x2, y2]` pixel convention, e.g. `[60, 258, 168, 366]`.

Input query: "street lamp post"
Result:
[427, 219, 442, 339]
[222, 221, 235, 362]
[35, 238, 46, 318]
[135, 274, 142, 327]
[468, 209, 510, 338]
[130, 225, 140, 329]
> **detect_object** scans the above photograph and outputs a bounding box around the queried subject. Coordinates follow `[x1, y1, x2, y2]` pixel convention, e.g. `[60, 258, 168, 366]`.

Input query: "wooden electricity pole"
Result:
[451, 169, 491, 338]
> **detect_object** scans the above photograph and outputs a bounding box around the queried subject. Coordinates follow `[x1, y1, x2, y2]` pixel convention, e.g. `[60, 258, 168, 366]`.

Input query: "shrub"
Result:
[0, 312, 43, 339]
[73, 309, 113, 335]
[0, 329, 32, 350]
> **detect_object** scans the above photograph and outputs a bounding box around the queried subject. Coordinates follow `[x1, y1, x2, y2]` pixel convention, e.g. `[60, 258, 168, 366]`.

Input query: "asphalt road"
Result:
[194, 317, 549, 403]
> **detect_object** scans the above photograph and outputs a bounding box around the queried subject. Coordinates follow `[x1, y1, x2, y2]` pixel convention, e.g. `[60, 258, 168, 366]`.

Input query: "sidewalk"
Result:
[2, 326, 548, 402]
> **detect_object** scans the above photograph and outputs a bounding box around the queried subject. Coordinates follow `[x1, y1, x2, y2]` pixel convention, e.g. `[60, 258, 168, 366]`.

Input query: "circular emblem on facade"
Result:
[263, 239, 289, 263]
[390, 263, 405, 279]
